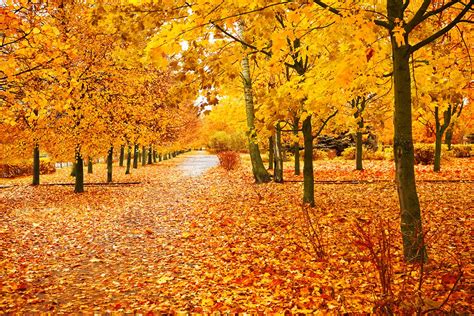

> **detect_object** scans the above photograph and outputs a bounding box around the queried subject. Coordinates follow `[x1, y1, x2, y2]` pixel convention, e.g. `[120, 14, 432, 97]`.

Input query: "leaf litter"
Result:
[0, 157, 472, 313]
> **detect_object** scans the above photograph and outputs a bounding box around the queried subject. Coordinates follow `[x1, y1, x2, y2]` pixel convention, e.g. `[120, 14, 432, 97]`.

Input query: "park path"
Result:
[178, 151, 219, 177]
[0, 151, 230, 313]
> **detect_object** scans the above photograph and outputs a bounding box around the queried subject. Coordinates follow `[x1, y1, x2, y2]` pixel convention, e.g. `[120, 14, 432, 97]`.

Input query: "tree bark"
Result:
[302, 115, 315, 206]
[107, 146, 113, 183]
[142, 146, 146, 166]
[242, 54, 271, 183]
[433, 133, 442, 172]
[87, 157, 93, 174]
[444, 127, 453, 150]
[119, 145, 125, 167]
[268, 136, 274, 170]
[274, 123, 283, 183]
[293, 116, 300, 175]
[32, 143, 40, 186]
[74, 150, 84, 193]
[434, 106, 451, 172]
[390, 27, 425, 261]
[149, 147, 154, 164]
[126, 145, 132, 175]
[356, 131, 363, 170]
[133, 144, 139, 169]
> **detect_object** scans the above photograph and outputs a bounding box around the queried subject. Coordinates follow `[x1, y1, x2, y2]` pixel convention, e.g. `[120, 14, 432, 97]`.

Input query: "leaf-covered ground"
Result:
[0, 153, 472, 313]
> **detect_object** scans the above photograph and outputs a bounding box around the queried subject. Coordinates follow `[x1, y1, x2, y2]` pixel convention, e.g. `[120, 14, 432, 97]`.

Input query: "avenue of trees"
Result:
[1, 0, 472, 264]
[1, 1, 200, 192]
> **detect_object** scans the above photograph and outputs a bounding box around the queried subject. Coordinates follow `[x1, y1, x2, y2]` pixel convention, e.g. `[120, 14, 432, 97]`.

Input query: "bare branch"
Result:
[410, 2, 472, 53]
[406, 0, 463, 32]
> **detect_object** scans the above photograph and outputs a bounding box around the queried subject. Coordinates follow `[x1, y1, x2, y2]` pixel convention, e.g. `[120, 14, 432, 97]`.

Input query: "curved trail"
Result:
[178, 151, 219, 177]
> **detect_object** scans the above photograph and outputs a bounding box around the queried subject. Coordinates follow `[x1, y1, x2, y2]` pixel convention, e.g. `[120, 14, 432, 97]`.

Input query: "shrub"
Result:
[381, 147, 394, 160]
[217, 151, 240, 171]
[342, 147, 356, 160]
[208, 131, 246, 153]
[341, 146, 394, 161]
[0, 159, 56, 178]
[413, 144, 435, 165]
[313, 149, 328, 160]
[451, 144, 472, 158]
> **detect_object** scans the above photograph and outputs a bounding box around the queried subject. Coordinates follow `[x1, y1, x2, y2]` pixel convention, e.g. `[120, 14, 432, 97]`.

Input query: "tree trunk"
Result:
[119, 145, 125, 167]
[445, 127, 453, 150]
[74, 150, 84, 193]
[158, 153, 162, 162]
[433, 133, 442, 172]
[293, 117, 300, 176]
[133, 144, 139, 169]
[274, 123, 283, 183]
[71, 163, 77, 177]
[242, 54, 271, 183]
[142, 146, 146, 166]
[107, 146, 113, 183]
[268, 136, 274, 170]
[163, 153, 168, 161]
[126, 145, 132, 174]
[302, 115, 315, 206]
[356, 131, 363, 170]
[391, 37, 425, 262]
[32, 143, 40, 186]
[87, 157, 93, 174]
[152, 148, 156, 163]
[148, 147, 152, 164]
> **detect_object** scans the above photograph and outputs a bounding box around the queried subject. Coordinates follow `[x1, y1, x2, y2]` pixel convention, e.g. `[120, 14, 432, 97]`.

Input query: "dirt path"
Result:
[178, 151, 219, 177]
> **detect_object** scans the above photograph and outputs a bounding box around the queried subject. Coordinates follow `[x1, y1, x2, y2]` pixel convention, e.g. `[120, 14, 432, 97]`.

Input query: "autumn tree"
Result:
[312, 0, 472, 261]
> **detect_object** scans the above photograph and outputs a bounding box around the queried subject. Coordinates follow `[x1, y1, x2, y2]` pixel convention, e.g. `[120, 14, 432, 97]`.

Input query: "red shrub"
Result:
[217, 151, 240, 171]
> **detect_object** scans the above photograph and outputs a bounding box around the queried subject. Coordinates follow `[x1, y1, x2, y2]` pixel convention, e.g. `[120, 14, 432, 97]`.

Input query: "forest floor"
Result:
[0, 152, 472, 313]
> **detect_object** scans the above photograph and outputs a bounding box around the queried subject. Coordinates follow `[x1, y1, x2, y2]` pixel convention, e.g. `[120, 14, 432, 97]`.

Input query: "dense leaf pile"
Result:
[0, 155, 472, 313]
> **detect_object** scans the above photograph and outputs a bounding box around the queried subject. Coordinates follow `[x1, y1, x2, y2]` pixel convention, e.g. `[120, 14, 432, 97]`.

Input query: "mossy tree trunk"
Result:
[119, 145, 125, 167]
[107, 146, 113, 183]
[274, 123, 283, 183]
[242, 54, 270, 183]
[126, 145, 132, 175]
[32, 143, 40, 186]
[74, 149, 84, 193]
[390, 26, 425, 262]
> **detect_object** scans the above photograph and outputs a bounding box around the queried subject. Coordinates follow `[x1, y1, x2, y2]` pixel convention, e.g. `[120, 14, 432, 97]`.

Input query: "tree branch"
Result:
[410, 2, 472, 53]
[407, 0, 462, 33]
[312, 0, 342, 16]
[405, 0, 432, 32]
[212, 23, 271, 57]
[312, 109, 338, 140]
